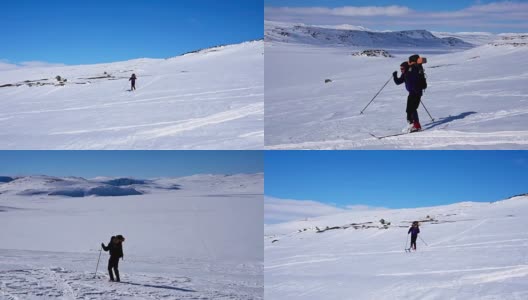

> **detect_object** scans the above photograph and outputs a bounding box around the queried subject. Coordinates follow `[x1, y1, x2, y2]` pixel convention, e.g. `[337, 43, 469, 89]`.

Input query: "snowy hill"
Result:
[265, 22, 473, 50]
[432, 31, 499, 46]
[265, 26, 528, 149]
[0, 173, 263, 197]
[0, 173, 263, 299]
[265, 195, 528, 299]
[0, 41, 264, 150]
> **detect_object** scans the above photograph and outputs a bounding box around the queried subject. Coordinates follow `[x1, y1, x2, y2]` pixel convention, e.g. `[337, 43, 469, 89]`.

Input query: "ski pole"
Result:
[419, 236, 428, 246]
[94, 247, 102, 278]
[405, 234, 409, 250]
[420, 99, 435, 122]
[360, 75, 392, 115]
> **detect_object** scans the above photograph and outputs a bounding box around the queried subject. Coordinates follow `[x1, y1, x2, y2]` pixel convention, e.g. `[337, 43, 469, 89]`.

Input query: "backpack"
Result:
[417, 64, 427, 91]
[409, 54, 428, 91]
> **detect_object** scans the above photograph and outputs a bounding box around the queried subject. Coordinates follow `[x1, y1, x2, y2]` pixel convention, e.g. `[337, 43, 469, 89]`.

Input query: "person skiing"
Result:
[408, 221, 420, 251]
[101, 235, 125, 282]
[392, 55, 427, 132]
[129, 73, 137, 91]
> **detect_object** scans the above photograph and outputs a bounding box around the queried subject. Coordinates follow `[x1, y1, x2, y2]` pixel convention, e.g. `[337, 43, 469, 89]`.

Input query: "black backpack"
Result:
[409, 54, 427, 91]
[417, 64, 427, 91]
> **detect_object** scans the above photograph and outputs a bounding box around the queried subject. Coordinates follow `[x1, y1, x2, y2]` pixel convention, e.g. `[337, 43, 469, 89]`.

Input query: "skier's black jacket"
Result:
[102, 240, 123, 258]
[408, 226, 420, 237]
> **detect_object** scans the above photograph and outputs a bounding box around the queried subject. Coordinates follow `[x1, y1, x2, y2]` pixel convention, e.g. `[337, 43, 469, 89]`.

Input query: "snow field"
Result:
[265, 196, 528, 300]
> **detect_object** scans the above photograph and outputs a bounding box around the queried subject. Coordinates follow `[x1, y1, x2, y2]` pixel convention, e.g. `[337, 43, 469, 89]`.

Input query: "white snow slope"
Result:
[0, 174, 263, 299]
[265, 195, 528, 300]
[0, 41, 264, 150]
[265, 22, 528, 149]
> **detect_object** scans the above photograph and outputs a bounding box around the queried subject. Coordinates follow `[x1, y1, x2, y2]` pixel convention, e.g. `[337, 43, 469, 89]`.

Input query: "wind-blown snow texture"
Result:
[0, 174, 263, 299]
[265, 22, 528, 149]
[0, 41, 264, 150]
[265, 195, 528, 300]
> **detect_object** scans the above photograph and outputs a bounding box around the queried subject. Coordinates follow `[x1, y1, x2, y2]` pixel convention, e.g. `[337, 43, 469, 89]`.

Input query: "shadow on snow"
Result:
[120, 281, 197, 293]
[424, 111, 477, 130]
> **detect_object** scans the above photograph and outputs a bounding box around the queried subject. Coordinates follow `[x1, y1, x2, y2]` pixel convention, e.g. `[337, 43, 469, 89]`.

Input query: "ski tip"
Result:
[368, 133, 380, 139]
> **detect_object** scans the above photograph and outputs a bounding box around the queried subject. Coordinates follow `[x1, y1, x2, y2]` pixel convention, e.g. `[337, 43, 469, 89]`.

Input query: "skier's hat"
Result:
[116, 235, 125, 241]
[409, 54, 427, 64]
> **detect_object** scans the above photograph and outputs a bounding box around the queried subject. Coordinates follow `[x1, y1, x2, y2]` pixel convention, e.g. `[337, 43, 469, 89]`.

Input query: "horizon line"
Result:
[263, 20, 528, 35]
[1, 38, 264, 68]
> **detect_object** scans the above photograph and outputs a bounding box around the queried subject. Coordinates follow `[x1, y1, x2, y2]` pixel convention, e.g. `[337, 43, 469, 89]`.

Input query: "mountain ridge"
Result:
[0, 173, 263, 197]
[265, 21, 473, 49]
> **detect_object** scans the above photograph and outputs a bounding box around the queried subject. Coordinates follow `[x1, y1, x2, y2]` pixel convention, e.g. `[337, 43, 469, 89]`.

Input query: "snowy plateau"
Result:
[265, 22, 528, 149]
[265, 194, 528, 300]
[0, 41, 263, 150]
[0, 174, 263, 299]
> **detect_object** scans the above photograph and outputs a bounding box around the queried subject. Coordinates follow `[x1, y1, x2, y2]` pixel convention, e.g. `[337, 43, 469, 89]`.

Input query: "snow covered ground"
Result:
[0, 174, 263, 299]
[265, 195, 528, 300]
[265, 22, 528, 149]
[0, 41, 264, 150]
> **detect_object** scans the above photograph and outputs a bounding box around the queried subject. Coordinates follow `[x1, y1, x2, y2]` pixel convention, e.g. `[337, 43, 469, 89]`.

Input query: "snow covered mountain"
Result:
[0, 40, 264, 150]
[265, 23, 528, 149]
[0, 173, 263, 299]
[0, 173, 263, 197]
[265, 21, 473, 50]
[432, 31, 499, 46]
[265, 195, 528, 299]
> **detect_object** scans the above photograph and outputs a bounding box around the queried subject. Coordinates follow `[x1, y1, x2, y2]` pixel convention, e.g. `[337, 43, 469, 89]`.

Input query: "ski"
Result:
[370, 120, 435, 140]
[369, 130, 418, 140]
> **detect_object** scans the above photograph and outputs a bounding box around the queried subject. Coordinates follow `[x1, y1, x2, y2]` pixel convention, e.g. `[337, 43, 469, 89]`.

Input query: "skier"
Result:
[392, 55, 427, 132]
[101, 235, 125, 282]
[408, 221, 420, 251]
[129, 73, 137, 91]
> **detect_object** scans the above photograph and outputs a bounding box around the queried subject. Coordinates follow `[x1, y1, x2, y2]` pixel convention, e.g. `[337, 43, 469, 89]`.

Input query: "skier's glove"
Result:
[101, 243, 104, 249]
[392, 71, 397, 77]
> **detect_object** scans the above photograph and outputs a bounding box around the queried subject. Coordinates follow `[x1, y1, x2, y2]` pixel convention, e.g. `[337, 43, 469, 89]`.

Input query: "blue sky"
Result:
[265, 151, 528, 209]
[265, 0, 528, 33]
[0, 151, 263, 178]
[1, 0, 263, 65]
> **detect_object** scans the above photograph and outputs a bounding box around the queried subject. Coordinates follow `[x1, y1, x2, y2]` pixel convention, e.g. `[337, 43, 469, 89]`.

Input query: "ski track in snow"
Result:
[0, 265, 252, 300]
[429, 219, 488, 246]
[377, 265, 528, 277]
[137, 102, 264, 139]
[266, 130, 528, 150]
[49, 100, 264, 136]
[0, 86, 263, 117]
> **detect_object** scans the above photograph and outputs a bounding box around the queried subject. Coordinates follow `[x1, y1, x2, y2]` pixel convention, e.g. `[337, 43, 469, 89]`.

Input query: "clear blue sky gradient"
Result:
[0, 151, 263, 178]
[1, 0, 263, 65]
[265, 151, 528, 208]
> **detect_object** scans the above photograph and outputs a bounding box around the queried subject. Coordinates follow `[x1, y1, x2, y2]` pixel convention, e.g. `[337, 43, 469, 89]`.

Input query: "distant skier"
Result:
[129, 73, 137, 91]
[392, 54, 427, 132]
[102, 235, 125, 282]
[408, 221, 420, 251]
